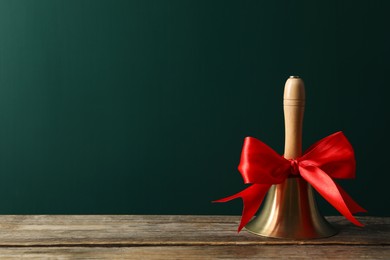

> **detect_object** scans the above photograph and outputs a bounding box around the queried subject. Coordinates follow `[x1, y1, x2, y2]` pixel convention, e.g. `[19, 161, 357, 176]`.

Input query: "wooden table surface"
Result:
[0, 215, 388, 259]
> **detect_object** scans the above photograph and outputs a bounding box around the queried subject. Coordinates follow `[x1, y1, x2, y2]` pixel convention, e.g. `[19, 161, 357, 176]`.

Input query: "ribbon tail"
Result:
[299, 166, 364, 227]
[336, 183, 367, 214]
[213, 184, 271, 232]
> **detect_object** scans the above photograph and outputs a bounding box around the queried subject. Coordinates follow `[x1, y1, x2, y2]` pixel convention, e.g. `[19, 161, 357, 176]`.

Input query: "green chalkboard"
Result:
[0, 0, 389, 216]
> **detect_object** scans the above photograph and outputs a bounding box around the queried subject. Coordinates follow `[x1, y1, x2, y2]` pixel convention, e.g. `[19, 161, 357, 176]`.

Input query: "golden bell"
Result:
[244, 76, 338, 239]
[244, 177, 338, 239]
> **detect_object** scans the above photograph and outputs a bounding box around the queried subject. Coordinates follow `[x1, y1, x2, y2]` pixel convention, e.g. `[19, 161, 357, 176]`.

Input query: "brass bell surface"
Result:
[244, 177, 338, 239]
[244, 76, 337, 239]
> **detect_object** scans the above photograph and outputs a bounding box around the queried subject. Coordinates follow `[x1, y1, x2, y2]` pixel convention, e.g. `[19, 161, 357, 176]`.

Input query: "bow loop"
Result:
[238, 137, 290, 184]
[301, 131, 356, 179]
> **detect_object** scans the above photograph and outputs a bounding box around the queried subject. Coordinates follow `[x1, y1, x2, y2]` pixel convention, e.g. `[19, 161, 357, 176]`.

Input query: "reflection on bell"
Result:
[244, 177, 338, 239]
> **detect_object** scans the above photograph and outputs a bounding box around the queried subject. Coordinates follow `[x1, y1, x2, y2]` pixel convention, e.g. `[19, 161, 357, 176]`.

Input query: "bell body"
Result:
[245, 76, 337, 239]
[244, 177, 338, 239]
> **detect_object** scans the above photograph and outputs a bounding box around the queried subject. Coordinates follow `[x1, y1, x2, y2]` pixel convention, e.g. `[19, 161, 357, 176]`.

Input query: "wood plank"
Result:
[0, 216, 388, 246]
[0, 245, 388, 259]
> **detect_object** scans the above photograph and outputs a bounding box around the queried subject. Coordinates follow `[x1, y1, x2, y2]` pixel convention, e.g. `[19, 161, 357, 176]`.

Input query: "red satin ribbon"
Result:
[214, 131, 366, 232]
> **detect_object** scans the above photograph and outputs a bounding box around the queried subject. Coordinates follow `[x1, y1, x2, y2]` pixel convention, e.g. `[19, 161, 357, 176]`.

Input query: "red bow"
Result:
[214, 131, 366, 232]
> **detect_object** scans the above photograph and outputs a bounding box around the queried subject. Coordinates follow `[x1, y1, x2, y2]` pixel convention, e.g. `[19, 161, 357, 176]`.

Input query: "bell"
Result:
[244, 76, 338, 239]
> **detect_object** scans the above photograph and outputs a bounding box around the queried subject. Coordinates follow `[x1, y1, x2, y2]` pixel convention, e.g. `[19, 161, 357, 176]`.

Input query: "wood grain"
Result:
[0, 216, 388, 259]
[0, 246, 388, 259]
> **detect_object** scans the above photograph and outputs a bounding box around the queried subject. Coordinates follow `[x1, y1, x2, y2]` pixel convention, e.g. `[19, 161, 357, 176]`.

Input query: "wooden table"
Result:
[0, 216, 388, 259]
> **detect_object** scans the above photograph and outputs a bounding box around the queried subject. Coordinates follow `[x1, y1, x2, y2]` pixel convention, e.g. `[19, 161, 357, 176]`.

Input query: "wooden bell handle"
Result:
[283, 76, 305, 159]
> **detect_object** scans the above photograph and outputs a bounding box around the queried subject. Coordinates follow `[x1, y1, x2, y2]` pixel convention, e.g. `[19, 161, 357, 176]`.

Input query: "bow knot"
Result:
[289, 159, 299, 175]
[214, 131, 367, 232]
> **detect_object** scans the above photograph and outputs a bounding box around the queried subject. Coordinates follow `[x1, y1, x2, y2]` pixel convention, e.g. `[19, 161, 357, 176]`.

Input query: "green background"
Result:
[0, 0, 389, 216]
